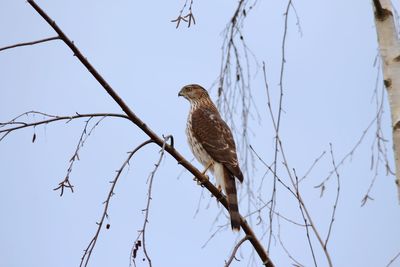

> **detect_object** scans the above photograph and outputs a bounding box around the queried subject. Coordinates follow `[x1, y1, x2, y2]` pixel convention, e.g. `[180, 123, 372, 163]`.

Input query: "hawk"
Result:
[178, 84, 243, 231]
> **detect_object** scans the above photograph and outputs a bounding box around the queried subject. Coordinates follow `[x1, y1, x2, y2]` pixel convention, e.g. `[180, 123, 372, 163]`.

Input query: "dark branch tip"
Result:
[384, 78, 392, 88]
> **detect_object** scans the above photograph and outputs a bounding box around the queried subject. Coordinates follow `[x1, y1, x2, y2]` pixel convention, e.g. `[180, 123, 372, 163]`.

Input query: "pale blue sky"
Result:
[1, 1, 399, 266]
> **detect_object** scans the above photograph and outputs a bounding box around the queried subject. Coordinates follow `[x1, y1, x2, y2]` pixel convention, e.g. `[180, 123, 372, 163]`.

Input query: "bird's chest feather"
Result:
[186, 113, 213, 168]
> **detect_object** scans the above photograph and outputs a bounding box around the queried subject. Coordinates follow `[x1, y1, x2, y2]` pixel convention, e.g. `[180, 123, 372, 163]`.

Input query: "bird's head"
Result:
[178, 84, 209, 102]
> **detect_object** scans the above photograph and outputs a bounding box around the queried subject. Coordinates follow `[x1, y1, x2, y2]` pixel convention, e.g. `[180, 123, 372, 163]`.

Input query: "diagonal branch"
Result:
[26, 1, 274, 266]
[387, 250, 400, 267]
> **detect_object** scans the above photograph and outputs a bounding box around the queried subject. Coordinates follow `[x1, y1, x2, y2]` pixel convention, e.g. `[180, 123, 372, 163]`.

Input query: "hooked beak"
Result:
[178, 89, 184, 97]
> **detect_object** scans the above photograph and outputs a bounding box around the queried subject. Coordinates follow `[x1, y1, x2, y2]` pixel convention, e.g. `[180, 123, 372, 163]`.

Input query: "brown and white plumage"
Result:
[178, 84, 243, 231]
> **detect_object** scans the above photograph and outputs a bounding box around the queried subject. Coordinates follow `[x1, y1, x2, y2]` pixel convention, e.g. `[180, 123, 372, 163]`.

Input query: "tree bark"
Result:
[372, 0, 400, 202]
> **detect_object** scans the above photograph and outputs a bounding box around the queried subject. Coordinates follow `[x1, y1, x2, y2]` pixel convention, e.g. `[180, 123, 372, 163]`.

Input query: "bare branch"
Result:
[299, 151, 327, 183]
[362, 59, 393, 205]
[386, 250, 400, 267]
[80, 139, 154, 267]
[252, 197, 308, 228]
[0, 36, 60, 52]
[1, 111, 129, 195]
[316, 117, 377, 194]
[277, 216, 305, 267]
[0, 111, 129, 142]
[54, 118, 92, 195]
[224, 235, 250, 267]
[56, 117, 99, 194]
[201, 224, 226, 249]
[324, 144, 340, 248]
[249, 145, 296, 198]
[295, 169, 334, 267]
[317, 65, 392, 198]
[26, 1, 274, 265]
[294, 171, 318, 267]
[265, 1, 293, 250]
[131, 135, 172, 267]
[216, 0, 259, 181]
[264, 38, 333, 266]
[171, 0, 195, 28]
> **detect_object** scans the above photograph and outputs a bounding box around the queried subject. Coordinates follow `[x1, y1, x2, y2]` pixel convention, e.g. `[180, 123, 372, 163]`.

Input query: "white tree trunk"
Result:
[372, 0, 400, 202]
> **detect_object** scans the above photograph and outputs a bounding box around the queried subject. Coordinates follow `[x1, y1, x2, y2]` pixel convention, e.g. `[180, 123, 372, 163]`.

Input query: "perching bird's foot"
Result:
[216, 185, 224, 201]
[193, 174, 209, 187]
[217, 185, 222, 193]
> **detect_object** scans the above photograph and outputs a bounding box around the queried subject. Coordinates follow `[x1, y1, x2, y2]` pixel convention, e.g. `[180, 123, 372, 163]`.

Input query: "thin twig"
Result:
[201, 224, 226, 249]
[80, 139, 154, 267]
[171, 0, 195, 28]
[264, 43, 333, 266]
[315, 117, 377, 193]
[1, 111, 128, 195]
[216, 0, 259, 186]
[0, 111, 129, 142]
[249, 145, 296, 198]
[317, 76, 391, 199]
[224, 235, 251, 267]
[0, 36, 60, 52]
[131, 135, 172, 267]
[253, 197, 308, 227]
[267, 0, 292, 250]
[54, 118, 92, 196]
[316, 70, 390, 194]
[54, 117, 106, 195]
[362, 60, 392, 206]
[202, 194, 309, 251]
[277, 216, 305, 267]
[295, 173, 333, 267]
[193, 187, 205, 218]
[324, 144, 340, 249]
[294, 171, 318, 267]
[299, 151, 327, 183]
[386, 250, 400, 267]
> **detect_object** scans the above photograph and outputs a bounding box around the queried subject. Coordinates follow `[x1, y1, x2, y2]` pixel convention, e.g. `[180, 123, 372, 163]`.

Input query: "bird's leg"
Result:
[193, 160, 214, 186]
[201, 160, 213, 176]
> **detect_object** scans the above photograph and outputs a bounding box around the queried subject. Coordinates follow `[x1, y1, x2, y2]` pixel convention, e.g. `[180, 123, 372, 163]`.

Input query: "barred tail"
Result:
[223, 167, 241, 231]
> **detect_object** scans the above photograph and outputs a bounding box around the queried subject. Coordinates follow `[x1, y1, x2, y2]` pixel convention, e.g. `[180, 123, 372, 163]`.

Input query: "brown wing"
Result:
[191, 107, 244, 182]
